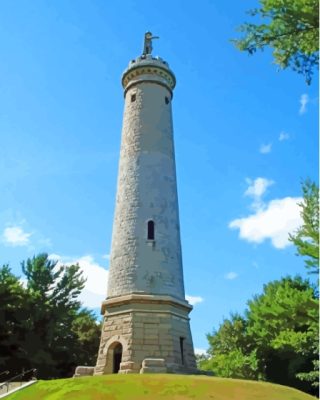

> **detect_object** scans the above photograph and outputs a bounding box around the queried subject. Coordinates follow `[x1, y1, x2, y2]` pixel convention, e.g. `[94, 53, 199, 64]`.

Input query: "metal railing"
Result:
[0, 371, 9, 380]
[0, 368, 37, 394]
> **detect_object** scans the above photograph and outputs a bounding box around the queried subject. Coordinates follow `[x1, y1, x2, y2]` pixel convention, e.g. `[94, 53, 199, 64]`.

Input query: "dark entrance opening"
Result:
[113, 343, 123, 373]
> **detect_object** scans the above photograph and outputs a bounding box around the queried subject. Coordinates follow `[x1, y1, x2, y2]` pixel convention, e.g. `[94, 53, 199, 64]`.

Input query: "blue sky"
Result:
[0, 0, 318, 353]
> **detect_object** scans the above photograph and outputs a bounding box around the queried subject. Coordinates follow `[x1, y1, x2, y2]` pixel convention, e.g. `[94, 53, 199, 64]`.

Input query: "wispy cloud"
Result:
[245, 177, 274, 210]
[102, 254, 110, 260]
[2, 226, 32, 246]
[224, 272, 238, 280]
[259, 143, 272, 154]
[252, 261, 259, 269]
[186, 295, 204, 306]
[48, 254, 109, 308]
[38, 237, 52, 247]
[279, 131, 290, 141]
[299, 94, 309, 115]
[245, 178, 274, 198]
[229, 196, 302, 249]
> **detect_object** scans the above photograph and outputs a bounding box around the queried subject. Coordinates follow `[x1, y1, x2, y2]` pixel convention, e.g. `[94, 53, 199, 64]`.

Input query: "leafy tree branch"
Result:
[232, 0, 319, 84]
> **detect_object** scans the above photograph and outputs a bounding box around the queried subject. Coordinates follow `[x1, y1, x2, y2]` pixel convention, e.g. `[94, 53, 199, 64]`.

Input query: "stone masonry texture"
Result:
[95, 53, 197, 375]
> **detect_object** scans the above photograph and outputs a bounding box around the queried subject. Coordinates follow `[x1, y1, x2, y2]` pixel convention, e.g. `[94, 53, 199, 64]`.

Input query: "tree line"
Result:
[198, 1, 319, 392]
[198, 181, 319, 396]
[0, 254, 101, 379]
[1, 181, 317, 396]
[1, 0, 318, 387]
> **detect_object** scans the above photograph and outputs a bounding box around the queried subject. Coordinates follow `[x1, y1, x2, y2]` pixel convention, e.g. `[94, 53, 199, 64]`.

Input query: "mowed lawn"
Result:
[6, 374, 315, 400]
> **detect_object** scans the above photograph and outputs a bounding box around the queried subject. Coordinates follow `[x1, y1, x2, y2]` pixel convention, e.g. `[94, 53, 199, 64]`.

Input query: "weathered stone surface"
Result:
[107, 63, 185, 299]
[74, 366, 95, 378]
[120, 361, 136, 370]
[94, 48, 197, 376]
[142, 358, 166, 368]
[95, 298, 197, 374]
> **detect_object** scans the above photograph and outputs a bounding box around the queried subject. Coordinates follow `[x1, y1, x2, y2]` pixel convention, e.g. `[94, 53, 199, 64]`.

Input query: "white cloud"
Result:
[225, 272, 238, 280]
[48, 253, 109, 308]
[2, 226, 32, 246]
[229, 197, 302, 249]
[259, 143, 272, 154]
[299, 94, 309, 114]
[245, 178, 274, 198]
[194, 348, 207, 356]
[48, 253, 62, 261]
[245, 177, 274, 211]
[186, 295, 204, 306]
[279, 131, 290, 141]
[102, 254, 110, 260]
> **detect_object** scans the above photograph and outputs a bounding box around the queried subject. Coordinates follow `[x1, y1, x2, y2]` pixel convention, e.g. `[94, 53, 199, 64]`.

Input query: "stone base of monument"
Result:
[95, 295, 198, 375]
[73, 366, 95, 378]
[139, 358, 167, 374]
[119, 361, 140, 374]
[75, 361, 210, 376]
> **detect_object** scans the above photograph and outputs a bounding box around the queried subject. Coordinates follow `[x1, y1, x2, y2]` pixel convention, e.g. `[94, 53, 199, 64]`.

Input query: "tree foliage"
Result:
[72, 309, 102, 367]
[232, 0, 319, 84]
[247, 276, 318, 393]
[0, 254, 101, 379]
[202, 277, 318, 395]
[203, 180, 319, 394]
[0, 265, 28, 373]
[289, 180, 319, 274]
[201, 314, 261, 380]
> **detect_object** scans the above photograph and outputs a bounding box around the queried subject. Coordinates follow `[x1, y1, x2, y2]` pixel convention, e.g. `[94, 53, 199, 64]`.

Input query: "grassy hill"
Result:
[6, 374, 315, 400]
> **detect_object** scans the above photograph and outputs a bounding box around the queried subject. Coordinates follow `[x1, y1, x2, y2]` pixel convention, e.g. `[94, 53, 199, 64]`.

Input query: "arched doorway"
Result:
[112, 343, 123, 373]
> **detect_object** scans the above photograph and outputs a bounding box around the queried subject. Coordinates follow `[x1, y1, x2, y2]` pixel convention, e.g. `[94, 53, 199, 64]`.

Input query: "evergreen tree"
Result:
[0, 265, 28, 375]
[289, 180, 319, 274]
[0, 254, 101, 379]
[72, 309, 101, 367]
[21, 254, 86, 378]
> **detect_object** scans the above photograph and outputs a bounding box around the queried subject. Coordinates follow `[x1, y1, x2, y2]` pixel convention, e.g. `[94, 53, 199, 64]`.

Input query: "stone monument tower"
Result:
[94, 33, 197, 375]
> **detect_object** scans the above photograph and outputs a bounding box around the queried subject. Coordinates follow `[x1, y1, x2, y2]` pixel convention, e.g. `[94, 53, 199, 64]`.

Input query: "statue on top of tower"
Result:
[142, 31, 159, 55]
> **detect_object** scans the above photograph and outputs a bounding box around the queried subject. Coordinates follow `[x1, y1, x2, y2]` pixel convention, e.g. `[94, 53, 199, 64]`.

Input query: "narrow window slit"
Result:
[131, 93, 136, 102]
[180, 337, 185, 365]
[165, 96, 169, 104]
[147, 220, 155, 240]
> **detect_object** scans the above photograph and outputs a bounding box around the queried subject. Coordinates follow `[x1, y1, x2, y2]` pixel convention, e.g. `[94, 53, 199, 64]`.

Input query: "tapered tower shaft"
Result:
[108, 58, 185, 300]
[95, 34, 196, 375]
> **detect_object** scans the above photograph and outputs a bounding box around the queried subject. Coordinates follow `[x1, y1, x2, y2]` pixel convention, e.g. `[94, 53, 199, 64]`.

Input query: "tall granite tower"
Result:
[95, 33, 197, 375]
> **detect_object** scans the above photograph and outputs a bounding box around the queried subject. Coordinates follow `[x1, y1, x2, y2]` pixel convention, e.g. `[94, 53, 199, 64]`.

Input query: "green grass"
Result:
[6, 374, 315, 400]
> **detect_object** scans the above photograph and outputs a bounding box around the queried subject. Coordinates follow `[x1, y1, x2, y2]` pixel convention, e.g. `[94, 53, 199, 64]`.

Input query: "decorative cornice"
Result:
[101, 293, 192, 315]
[122, 63, 176, 89]
[121, 55, 176, 98]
